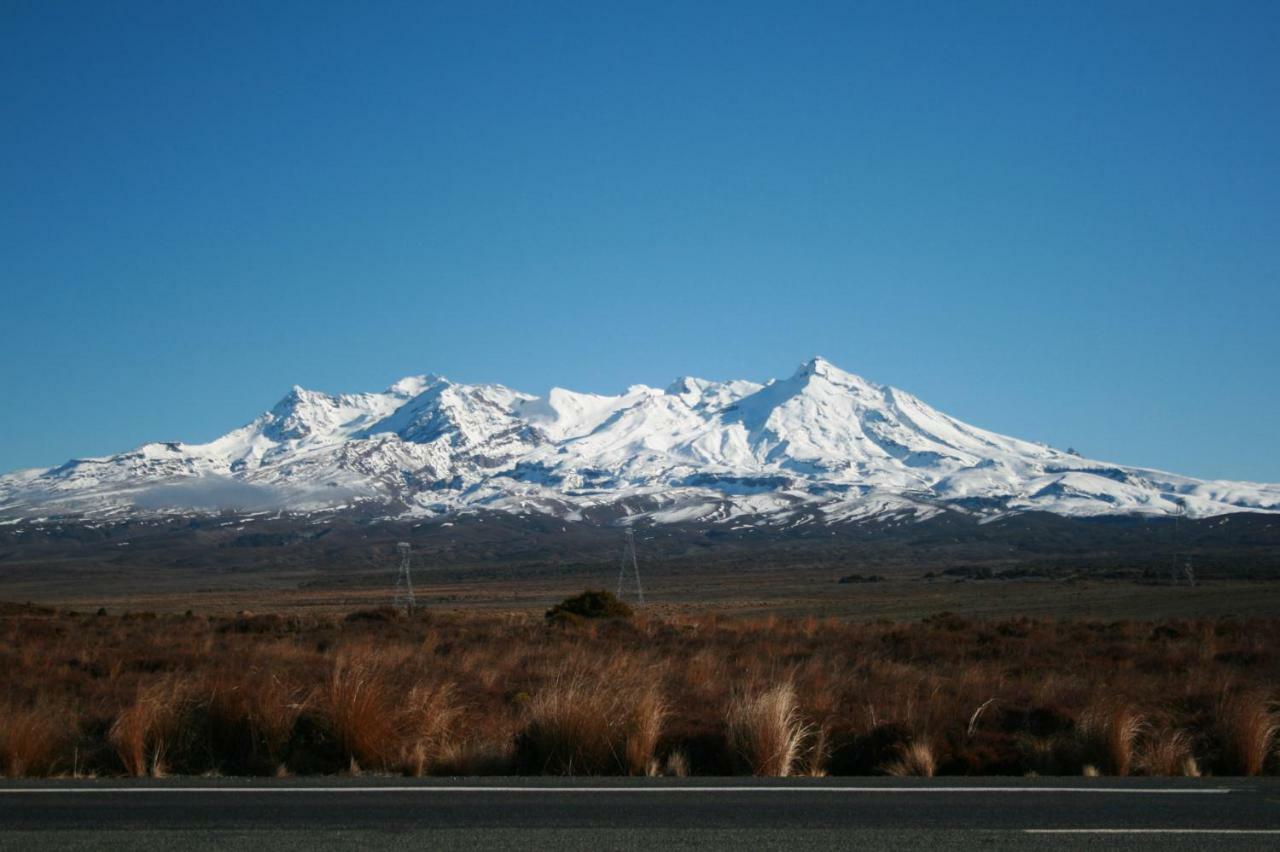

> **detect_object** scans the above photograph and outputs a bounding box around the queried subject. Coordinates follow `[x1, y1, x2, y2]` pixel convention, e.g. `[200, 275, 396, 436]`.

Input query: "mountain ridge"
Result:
[2, 358, 1277, 524]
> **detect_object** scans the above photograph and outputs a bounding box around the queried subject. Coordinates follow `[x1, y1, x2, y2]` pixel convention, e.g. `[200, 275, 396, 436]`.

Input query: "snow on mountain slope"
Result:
[2, 358, 1277, 524]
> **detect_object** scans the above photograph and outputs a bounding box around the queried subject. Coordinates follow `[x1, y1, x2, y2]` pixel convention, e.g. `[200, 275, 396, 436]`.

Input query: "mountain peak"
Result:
[666, 376, 703, 395]
[387, 375, 443, 397]
[270, 385, 319, 415]
[3, 359, 1277, 523]
[794, 356, 841, 380]
[789, 357, 880, 393]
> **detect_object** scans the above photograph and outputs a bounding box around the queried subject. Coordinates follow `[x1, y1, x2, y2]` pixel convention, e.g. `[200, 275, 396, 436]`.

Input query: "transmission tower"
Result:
[616, 527, 645, 605]
[394, 541, 416, 613]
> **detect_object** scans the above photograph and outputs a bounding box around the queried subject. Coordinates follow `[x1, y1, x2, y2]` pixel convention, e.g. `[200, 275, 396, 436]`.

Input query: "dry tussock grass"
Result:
[0, 699, 73, 777]
[0, 608, 1278, 776]
[516, 667, 667, 775]
[1137, 728, 1197, 777]
[207, 668, 309, 771]
[401, 681, 460, 776]
[109, 676, 203, 777]
[881, 740, 936, 777]
[725, 681, 813, 776]
[1075, 703, 1146, 776]
[319, 657, 402, 771]
[1218, 692, 1279, 776]
[315, 656, 462, 775]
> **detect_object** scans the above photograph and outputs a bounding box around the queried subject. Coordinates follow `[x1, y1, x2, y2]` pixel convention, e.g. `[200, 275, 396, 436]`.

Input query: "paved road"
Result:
[2, 777, 1278, 850]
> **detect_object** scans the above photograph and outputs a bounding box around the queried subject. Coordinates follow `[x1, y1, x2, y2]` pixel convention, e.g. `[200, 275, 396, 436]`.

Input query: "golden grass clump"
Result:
[725, 681, 813, 777]
[623, 683, 667, 776]
[318, 657, 402, 772]
[0, 700, 73, 777]
[109, 676, 203, 777]
[400, 681, 460, 776]
[1218, 693, 1279, 776]
[517, 671, 667, 775]
[1075, 703, 1145, 776]
[1137, 727, 1197, 777]
[663, 749, 690, 777]
[881, 740, 936, 777]
[204, 667, 311, 773]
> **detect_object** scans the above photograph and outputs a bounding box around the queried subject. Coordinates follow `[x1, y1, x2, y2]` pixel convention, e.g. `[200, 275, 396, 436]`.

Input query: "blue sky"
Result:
[2, 1, 1278, 481]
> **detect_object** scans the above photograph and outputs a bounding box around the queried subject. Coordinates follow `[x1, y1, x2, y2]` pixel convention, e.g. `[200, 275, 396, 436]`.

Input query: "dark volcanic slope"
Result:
[2, 509, 1278, 585]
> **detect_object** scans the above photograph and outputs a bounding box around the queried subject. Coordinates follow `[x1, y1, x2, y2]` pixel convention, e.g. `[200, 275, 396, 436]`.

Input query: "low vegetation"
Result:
[725, 682, 812, 776]
[1, 604, 1278, 777]
[544, 590, 633, 625]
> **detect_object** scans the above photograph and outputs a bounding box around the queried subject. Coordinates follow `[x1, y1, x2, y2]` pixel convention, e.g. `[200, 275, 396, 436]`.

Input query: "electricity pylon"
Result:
[394, 541, 416, 613]
[616, 527, 645, 605]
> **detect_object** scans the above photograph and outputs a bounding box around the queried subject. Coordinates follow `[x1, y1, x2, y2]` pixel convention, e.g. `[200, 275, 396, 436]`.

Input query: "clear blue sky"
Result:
[2, 1, 1278, 481]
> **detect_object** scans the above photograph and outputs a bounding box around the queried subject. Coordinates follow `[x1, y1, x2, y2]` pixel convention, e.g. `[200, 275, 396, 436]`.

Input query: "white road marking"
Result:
[0, 786, 1233, 795]
[1028, 829, 1280, 835]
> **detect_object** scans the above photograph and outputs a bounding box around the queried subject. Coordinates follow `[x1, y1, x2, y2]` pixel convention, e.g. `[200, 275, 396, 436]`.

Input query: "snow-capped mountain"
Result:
[2, 358, 1277, 524]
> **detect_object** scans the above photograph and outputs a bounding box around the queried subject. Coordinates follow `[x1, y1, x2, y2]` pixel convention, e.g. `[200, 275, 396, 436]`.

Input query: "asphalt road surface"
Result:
[2, 777, 1278, 850]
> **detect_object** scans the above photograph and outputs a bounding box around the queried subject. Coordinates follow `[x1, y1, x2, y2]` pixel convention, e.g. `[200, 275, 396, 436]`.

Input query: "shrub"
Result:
[344, 607, 404, 624]
[545, 590, 632, 624]
[545, 610, 584, 628]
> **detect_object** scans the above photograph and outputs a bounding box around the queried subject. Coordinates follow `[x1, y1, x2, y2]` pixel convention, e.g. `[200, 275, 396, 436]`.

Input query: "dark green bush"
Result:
[545, 590, 632, 624]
